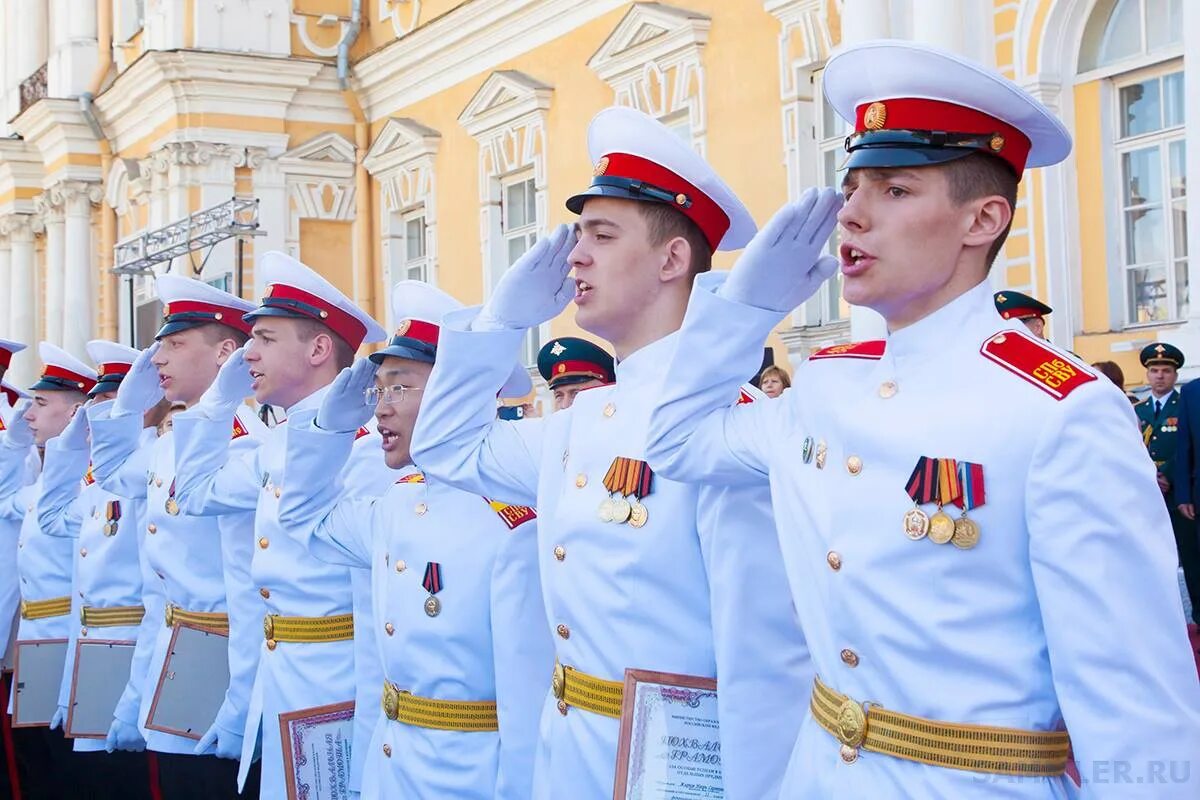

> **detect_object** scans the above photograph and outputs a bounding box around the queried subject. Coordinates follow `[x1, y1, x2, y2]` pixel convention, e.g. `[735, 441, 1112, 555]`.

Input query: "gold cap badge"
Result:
[989, 134, 1005, 152]
[395, 319, 411, 336]
[593, 156, 609, 176]
[864, 102, 887, 130]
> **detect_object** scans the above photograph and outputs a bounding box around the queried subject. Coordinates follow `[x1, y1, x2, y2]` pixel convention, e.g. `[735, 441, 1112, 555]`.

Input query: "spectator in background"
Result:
[759, 364, 791, 399]
[1092, 360, 1138, 405]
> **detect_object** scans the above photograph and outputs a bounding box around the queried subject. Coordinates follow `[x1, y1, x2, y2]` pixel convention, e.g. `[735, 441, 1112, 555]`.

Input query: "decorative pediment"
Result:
[363, 117, 441, 176]
[587, 3, 711, 82]
[279, 132, 355, 182]
[764, 0, 834, 96]
[458, 70, 553, 138]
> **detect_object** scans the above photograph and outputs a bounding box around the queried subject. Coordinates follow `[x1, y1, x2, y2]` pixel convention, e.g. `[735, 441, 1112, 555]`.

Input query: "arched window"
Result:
[1080, 0, 1187, 326]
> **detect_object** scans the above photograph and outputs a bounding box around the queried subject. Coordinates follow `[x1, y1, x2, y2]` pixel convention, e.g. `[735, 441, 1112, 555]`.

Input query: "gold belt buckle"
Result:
[263, 614, 275, 640]
[164, 604, 176, 628]
[551, 660, 566, 700]
[79, 606, 88, 625]
[835, 697, 868, 748]
[381, 682, 400, 721]
[18, 600, 27, 618]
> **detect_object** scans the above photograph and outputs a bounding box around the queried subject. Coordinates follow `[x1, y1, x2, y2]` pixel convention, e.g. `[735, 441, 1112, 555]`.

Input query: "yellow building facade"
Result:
[0, 0, 1193, 399]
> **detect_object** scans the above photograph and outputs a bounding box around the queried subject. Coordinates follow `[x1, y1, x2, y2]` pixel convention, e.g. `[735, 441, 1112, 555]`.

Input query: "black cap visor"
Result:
[369, 337, 437, 366]
[841, 129, 1009, 173]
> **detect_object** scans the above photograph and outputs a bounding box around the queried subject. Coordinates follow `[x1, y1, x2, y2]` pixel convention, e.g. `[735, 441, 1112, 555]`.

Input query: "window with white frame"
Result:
[1114, 66, 1186, 325]
[499, 174, 542, 364]
[801, 75, 846, 328]
[385, 207, 431, 286]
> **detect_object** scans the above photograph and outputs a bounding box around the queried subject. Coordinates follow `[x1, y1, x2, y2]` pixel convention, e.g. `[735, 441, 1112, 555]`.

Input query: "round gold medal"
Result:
[598, 498, 615, 523]
[103, 522, 117, 537]
[951, 516, 981, 549]
[611, 498, 632, 524]
[165, 498, 180, 516]
[903, 507, 930, 540]
[424, 596, 441, 617]
[629, 502, 648, 528]
[928, 510, 955, 545]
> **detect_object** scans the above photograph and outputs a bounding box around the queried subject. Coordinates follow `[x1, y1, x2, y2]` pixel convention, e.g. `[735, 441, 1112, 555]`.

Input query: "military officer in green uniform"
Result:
[1137, 342, 1200, 621]
[536, 337, 615, 412]
[994, 290, 1052, 339]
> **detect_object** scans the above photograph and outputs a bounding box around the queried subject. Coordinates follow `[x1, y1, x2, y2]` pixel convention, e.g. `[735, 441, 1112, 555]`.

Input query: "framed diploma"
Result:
[145, 623, 230, 740]
[12, 639, 69, 727]
[278, 700, 355, 800]
[613, 669, 722, 800]
[66, 639, 136, 738]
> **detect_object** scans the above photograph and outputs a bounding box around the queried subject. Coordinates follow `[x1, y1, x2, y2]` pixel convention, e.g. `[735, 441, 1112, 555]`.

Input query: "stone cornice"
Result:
[0, 138, 46, 216]
[9, 99, 104, 185]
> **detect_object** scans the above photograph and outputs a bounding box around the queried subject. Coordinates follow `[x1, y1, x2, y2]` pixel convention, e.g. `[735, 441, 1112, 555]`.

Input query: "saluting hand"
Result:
[720, 187, 842, 313]
[196, 342, 254, 419]
[57, 401, 91, 451]
[112, 343, 164, 418]
[474, 223, 576, 331]
[317, 358, 379, 434]
[2, 401, 34, 450]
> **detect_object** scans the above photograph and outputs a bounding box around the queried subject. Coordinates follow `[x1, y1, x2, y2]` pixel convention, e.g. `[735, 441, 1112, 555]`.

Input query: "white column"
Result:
[0, 235, 10, 338]
[47, 0, 97, 97]
[909, 0, 964, 54]
[37, 189, 66, 346]
[7, 215, 40, 387]
[14, 0, 47, 79]
[841, 0, 890, 341]
[252, 151, 288, 298]
[61, 182, 99, 358]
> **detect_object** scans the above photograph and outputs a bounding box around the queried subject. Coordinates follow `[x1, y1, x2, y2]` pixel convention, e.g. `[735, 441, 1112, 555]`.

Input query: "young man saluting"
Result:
[411, 107, 810, 799]
[646, 40, 1200, 796]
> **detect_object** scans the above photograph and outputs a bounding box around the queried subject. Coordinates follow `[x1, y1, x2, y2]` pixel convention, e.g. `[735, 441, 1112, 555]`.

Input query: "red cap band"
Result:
[1000, 307, 1044, 321]
[393, 318, 440, 348]
[42, 365, 97, 393]
[262, 284, 368, 349]
[854, 98, 1032, 177]
[551, 359, 611, 382]
[597, 153, 730, 251]
[162, 300, 254, 335]
[98, 362, 133, 378]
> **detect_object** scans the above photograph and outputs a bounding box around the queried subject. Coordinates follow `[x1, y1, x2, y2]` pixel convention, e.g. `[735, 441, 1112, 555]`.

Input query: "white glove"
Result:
[316, 359, 379, 434]
[195, 343, 254, 420]
[112, 343, 164, 418]
[49, 705, 66, 730]
[56, 402, 90, 451]
[719, 187, 843, 313]
[194, 721, 243, 760]
[105, 717, 146, 752]
[474, 223, 576, 331]
[3, 401, 34, 449]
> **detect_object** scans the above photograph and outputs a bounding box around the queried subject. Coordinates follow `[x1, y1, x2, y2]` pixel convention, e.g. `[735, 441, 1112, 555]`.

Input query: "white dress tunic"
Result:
[646, 275, 1200, 799]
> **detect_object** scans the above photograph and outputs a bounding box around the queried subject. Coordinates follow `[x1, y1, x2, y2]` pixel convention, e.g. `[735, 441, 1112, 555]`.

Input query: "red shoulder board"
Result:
[231, 416, 249, 440]
[809, 340, 886, 361]
[355, 426, 371, 440]
[395, 472, 425, 485]
[736, 388, 755, 405]
[980, 330, 1097, 400]
[484, 498, 537, 530]
[82, 463, 95, 486]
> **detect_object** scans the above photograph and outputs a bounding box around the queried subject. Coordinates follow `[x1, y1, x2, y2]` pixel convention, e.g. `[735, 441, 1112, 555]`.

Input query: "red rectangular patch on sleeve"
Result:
[980, 331, 1096, 400]
[485, 499, 537, 530]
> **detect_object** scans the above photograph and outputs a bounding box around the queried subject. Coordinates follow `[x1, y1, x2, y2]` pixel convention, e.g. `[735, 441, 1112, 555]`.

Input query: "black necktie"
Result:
[1155, 399, 1163, 416]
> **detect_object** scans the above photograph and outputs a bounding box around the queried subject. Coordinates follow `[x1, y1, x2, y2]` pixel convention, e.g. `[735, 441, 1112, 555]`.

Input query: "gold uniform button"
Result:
[80, 627, 88, 637]
[575, 474, 587, 488]
[603, 403, 615, 418]
[827, 551, 842, 571]
[414, 502, 428, 516]
[259, 588, 270, 599]
[846, 456, 863, 475]
[258, 537, 270, 549]
[155, 478, 163, 488]
[878, 381, 898, 399]
[382, 743, 392, 758]
[80, 547, 88, 557]
[557, 700, 568, 716]
[556, 623, 570, 640]
[553, 545, 566, 561]
[840, 648, 860, 668]
[840, 744, 859, 764]
[147, 524, 157, 534]
[396, 560, 407, 573]
[384, 622, 395, 636]
[266, 639, 277, 651]
[274, 487, 281, 499]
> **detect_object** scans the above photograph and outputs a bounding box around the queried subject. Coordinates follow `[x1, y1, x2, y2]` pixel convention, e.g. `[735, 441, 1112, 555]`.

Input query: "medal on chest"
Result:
[103, 500, 121, 537]
[903, 456, 985, 550]
[600, 456, 654, 528]
[422, 561, 443, 617]
[165, 478, 180, 516]
[903, 457, 937, 540]
[950, 461, 986, 549]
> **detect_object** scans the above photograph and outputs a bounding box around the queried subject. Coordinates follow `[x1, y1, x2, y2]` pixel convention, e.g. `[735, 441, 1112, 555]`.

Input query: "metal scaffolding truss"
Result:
[112, 196, 262, 276]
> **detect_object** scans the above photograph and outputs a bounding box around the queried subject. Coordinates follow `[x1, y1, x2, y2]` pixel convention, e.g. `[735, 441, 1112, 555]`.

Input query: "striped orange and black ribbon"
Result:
[936, 458, 960, 507]
[106, 500, 121, 524]
[603, 457, 654, 500]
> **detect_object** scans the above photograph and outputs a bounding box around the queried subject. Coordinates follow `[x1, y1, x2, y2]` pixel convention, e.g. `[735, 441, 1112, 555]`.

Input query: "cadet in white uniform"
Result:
[37, 340, 159, 799]
[88, 276, 267, 799]
[0, 344, 95, 795]
[276, 280, 551, 799]
[169, 252, 392, 799]
[0, 338, 30, 675]
[645, 40, 1200, 798]
[411, 107, 811, 799]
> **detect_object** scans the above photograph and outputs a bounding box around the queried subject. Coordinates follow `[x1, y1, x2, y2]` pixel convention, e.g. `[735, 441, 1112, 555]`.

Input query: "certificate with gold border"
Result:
[279, 700, 355, 800]
[613, 669, 723, 799]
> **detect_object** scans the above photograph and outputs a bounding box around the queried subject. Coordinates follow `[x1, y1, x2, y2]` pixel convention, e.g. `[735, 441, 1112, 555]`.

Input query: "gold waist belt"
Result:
[263, 613, 354, 645]
[164, 604, 230, 635]
[551, 659, 624, 719]
[20, 596, 71, 620]
[811, 675, 1071, 776]
[80, 605, 145, 627]
[381, 681, 498, 732]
